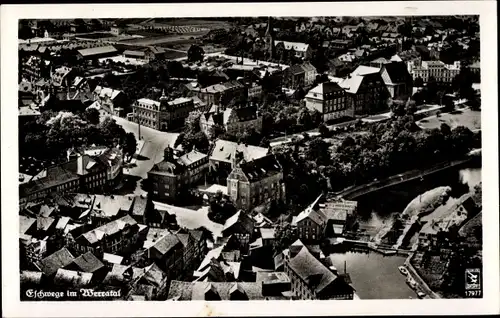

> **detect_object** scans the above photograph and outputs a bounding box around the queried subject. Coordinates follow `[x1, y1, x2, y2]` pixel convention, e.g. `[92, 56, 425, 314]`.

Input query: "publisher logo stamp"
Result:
[465, 268, 481, 290]
[464, 268, 482, 298]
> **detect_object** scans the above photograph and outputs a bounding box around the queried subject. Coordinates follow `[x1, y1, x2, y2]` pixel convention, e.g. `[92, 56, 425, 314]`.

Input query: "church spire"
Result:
[265, 16, 273, 37]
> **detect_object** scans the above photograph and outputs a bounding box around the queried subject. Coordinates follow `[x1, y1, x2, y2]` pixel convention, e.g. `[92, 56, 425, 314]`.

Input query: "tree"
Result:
[259, 136, 270, 148]
[122, 132, 137, 161]
[318, 123, 330, 138]
[273, 223, 298, 254]
[305, 138, 330, 165]
[297, 108, 313, 128]
[185, 110, 202, 133]
[84, 107, 100, 125]
[187, 44, 205, 63]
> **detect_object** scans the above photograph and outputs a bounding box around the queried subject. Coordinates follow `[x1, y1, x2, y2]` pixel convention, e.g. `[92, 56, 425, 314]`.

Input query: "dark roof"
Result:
[383, 62, 412, 84]
[151, 233, 181, 256]
[287, 246, 338, 294]
[19, 161, 80, 198]
[288, 64, 306, 75]
[40, 248, 75, 276]
[239, 154, 282, 182]
[72, 251, 105, 273]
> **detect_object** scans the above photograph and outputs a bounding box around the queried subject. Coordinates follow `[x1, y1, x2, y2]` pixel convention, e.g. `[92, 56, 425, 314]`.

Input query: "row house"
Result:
[338, 65, 389, 115]
[69, 215, 144, 258]
[227, 154, 285, 212]
[195, 80, 248, 108]
[132, 92, 194, 131]
[122, 46, 166, 62]
[167, 281, 291, 300]
[199, 104, 263, 139]
[148, 147, 209, 202]
[92, 85, 128, 116]
[282, 62, 317, 89]
[67, 146, 124, 187]
[274, 41, 312, 60]
[408, 60, 461, 84]
[221, 211, 255, 253]
[21, 55, 51, 82]
[305, 82, 354, 122]
[284, 246, 355, 300]
[291, 195, 357, 241]
[175, 229, 208, 276]
[19, 155, 108, 205]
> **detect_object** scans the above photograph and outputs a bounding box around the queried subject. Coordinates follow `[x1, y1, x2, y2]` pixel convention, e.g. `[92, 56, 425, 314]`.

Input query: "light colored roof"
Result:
[80, 215, 137, 245]
[338, 74, 364, 94]
[137, 98, 160, 107]
[353, 65, 381, 76]
[54, 269, 93, 287]
[19, 215, 36, 234]
[94, 86, 123, 100]
[275, 41, 309, 52]
[260, 227, 276, 240]
[210, 139, 268, 164]
[78, 45, 117, 57]
[19, 106, 41, 116]
[255, 271, 291, 283]
[102, 253, 124, 265]
[222, 210, 242, 232]
[292, 195, 326, 226]
[197, 184, 228, 196]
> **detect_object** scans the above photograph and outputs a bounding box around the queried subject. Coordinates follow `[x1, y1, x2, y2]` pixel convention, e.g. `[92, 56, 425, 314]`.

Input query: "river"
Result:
[329, 162, 481, 299]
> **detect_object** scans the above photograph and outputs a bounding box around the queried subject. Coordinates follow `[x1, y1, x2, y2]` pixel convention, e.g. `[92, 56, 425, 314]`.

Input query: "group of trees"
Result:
[207, 190, 237, 224]
[282, 110, 478, 196]
[20, 108, 137, 164]
[174, 110, 210, 154]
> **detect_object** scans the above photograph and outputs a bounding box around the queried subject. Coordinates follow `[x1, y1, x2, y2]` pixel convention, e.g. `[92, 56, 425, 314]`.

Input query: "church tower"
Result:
[264, 16, 275, 59]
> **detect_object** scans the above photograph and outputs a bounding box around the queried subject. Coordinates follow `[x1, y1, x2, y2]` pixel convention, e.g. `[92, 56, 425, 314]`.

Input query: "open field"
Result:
[145, 18, 232, 30]
[76, 32, 115, 39]
[120, 32, 207, 47]
[417, 108, 481, 131]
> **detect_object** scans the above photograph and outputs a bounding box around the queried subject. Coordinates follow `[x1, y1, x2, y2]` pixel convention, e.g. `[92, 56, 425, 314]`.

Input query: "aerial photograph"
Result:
[18, 15, 482, 301]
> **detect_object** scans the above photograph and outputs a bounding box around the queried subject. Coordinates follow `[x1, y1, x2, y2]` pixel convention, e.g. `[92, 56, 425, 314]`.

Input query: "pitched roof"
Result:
[79, 215, 137, 245]
[292, 195, 326, 226]
[71, 251, 105, 273]
[168, 281, 288, 300]
[37, 216, 56, 232]
[132, 195, 148, 217]
[382, 62, 412, 84]
[222, 210, 254, 234]
[177, 150, 208, 166]
[102, 253, 124, 265]
[151, 233, 181, 256]
[305, 82, 344, 100]
[287, 246, 338, 294]
[19, 215, 36, 234]
[274, 41, 309, 52]
[93, 86, 124, 100]
[20, 271, 43, 285]
[210, 139, 269, 164]
[40, 248, 75, 276]
[237, 154, 281, 182]
[53, 269, 93, 287]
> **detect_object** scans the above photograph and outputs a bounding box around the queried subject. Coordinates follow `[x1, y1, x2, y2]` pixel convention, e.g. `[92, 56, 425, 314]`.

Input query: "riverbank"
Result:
[405, 254, 441, 299]
[331, 156, 476, 200]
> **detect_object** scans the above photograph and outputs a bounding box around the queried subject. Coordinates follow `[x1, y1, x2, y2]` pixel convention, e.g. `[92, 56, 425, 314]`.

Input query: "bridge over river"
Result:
[329, 156, 477, 201]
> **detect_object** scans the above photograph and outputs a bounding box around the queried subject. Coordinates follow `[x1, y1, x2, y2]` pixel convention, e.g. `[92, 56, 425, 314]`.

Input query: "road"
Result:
[105, 115, 180, 196]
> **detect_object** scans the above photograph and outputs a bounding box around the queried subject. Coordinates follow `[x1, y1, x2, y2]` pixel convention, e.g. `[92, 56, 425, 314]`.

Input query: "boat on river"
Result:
[406, 277, 418, 289]
[398, 266, 409, 276]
